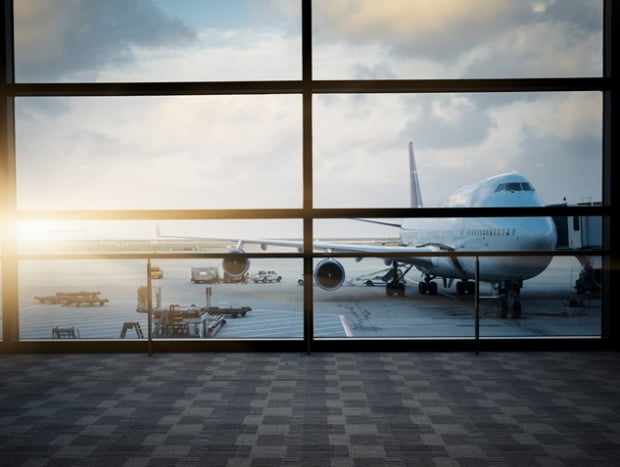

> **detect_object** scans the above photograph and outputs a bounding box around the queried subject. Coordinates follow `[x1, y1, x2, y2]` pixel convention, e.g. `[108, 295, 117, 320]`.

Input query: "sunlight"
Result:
[17, 220, 84, 242]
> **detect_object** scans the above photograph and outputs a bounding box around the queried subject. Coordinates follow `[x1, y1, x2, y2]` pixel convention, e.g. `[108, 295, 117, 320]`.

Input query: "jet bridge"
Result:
[552, 202, 602, 250]
[551, 202, 602, 293]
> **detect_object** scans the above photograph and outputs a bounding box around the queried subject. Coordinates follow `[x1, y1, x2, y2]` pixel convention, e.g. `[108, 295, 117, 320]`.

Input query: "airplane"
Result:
[158, 142, 557, 319]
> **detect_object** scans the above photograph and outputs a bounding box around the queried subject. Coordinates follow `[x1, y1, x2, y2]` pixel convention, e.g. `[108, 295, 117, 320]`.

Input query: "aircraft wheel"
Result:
[512, 301, 522, 319]
[467, 282, 476, 295]
[418, 282, 428, 295]
[429, 282, 438, 295]
[456, 281, 464, 295]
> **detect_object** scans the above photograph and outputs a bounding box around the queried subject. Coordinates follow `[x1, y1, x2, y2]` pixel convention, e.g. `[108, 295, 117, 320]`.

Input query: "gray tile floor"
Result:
[0, 351, 619, 466]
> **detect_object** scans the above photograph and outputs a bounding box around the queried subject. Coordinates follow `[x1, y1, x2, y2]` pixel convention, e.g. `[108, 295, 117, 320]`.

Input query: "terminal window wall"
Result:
[2, 1, 609, 346]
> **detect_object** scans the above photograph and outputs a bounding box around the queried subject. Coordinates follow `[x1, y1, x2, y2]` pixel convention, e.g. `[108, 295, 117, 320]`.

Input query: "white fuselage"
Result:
[400, 173, 557, 283]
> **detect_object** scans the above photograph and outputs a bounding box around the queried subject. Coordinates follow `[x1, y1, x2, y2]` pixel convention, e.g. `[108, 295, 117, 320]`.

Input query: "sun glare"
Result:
[17, 220, 82, 242]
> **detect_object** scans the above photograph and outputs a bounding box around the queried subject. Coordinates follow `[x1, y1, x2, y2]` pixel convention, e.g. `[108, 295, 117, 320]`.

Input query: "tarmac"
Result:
[15, 256, 600, 341]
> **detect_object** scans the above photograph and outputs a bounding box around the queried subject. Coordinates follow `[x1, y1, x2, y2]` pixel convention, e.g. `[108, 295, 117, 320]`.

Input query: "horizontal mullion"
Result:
[313, 206, 608, 218]
[8, 81, 304, 97]
[15, 205, 609, 221]
[6, 77, 609, 97]
[313, 77, 610, 94]
[17, 248, 609, 261]
[15, 209, 304, 221]
[311, 249, 608, 258]
[17, 251, 303, 261]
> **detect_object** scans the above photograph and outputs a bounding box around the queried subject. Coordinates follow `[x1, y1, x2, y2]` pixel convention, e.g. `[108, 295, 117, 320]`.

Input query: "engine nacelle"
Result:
[222, 249, 250, 278]
[314, 258, 345, 291]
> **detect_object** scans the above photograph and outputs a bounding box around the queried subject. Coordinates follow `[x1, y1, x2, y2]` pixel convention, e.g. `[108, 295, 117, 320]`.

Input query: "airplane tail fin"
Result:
[409, 141, 423, 208]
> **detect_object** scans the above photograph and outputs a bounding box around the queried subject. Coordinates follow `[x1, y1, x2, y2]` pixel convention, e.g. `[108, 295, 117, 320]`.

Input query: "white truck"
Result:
[250, 270, 282, 283]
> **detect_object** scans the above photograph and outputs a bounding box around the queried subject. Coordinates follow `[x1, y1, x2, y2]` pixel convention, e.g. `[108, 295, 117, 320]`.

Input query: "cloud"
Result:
[401, 95, 495, 150]
[463, 19, 602, 78]
[14, 0, 196, 81]
[313, 0, 532, 57]
[16, 95, 302, 210]
[312, 0, 602, 78]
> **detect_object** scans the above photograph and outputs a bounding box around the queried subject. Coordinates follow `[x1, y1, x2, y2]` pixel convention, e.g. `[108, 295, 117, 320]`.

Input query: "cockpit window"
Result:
[494, 182, 534, 193]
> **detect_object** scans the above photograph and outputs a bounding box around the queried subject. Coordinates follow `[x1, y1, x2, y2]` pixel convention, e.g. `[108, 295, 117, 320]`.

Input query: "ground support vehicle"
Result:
[135, 286, 250, 337]
[150, 265, 164, 280]
[34, 291, 109, 307]
[250, 270, 282, 283]
[191, 266, 221, 284]
[204, 305, 251, 318]
[152, 305, 227, 338]
[574, 263, 601, 295]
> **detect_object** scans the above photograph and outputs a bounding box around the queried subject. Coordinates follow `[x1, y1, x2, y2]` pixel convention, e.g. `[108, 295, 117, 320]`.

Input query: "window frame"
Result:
[0, 0, 617, 353]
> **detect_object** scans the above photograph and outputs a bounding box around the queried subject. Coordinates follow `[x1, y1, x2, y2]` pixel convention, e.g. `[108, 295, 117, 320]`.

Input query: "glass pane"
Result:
[478, 255, 602, 338]
[14, 0, 301, 82]
[313, 92, 602, 209]
[312, 254, 481, 338]
[19, 257, 303, 340]
[313, 0, 603, 79]
[18, 219, 304, 339]
[16, 96, 302, 210]
[311, 220, 602, 338]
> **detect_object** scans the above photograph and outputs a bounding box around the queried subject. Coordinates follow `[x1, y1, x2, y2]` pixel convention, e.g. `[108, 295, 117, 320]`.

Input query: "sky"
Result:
[11, 0, 604, 240]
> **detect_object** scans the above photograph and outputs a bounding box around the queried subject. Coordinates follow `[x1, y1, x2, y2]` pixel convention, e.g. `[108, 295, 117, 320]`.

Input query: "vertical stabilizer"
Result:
[409, 141, 423, 208]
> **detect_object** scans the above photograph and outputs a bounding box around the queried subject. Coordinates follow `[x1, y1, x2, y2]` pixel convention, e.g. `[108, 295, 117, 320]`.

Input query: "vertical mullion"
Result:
[302, 0, 313, 352]
[602, 0, 619, 343]
[0, 0, 17, 345]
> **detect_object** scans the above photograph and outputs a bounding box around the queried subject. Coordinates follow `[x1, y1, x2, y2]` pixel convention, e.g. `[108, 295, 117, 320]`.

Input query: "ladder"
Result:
[120, 322, 144, 338]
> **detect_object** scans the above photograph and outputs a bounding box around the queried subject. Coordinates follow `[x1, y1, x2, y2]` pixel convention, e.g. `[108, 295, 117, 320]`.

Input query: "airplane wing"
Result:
[157, 225, 431, 255]
[156, 227, 438, 273]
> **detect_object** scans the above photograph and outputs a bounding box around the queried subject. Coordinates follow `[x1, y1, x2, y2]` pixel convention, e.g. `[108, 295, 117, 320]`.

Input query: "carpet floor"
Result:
[0, 351, 619, 466]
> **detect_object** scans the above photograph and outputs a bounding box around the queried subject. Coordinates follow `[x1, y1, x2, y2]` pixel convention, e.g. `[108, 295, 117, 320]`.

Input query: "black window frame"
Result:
[0, 0, 617, 353]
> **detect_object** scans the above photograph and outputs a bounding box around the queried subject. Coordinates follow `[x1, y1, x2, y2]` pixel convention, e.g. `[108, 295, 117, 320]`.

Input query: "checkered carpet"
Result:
[0, 351, 619, 466]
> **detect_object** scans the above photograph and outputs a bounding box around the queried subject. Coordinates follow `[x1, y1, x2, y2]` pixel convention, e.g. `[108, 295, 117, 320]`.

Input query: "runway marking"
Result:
[339, 314, 354, 337]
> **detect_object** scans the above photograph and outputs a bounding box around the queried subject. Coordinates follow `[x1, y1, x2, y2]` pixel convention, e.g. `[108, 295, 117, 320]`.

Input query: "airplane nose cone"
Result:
[517, 218, 557, 251]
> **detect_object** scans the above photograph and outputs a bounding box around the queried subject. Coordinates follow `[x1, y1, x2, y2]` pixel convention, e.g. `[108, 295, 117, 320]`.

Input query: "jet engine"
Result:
[222, 249, 250, 278]
[314, 258, 345, 291]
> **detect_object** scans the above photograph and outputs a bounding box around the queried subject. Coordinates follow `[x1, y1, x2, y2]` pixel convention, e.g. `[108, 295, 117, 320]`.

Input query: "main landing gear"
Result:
[418, 279, 438, 295]
[497, 280, 522, 319]
[418, 274, 474, 297]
